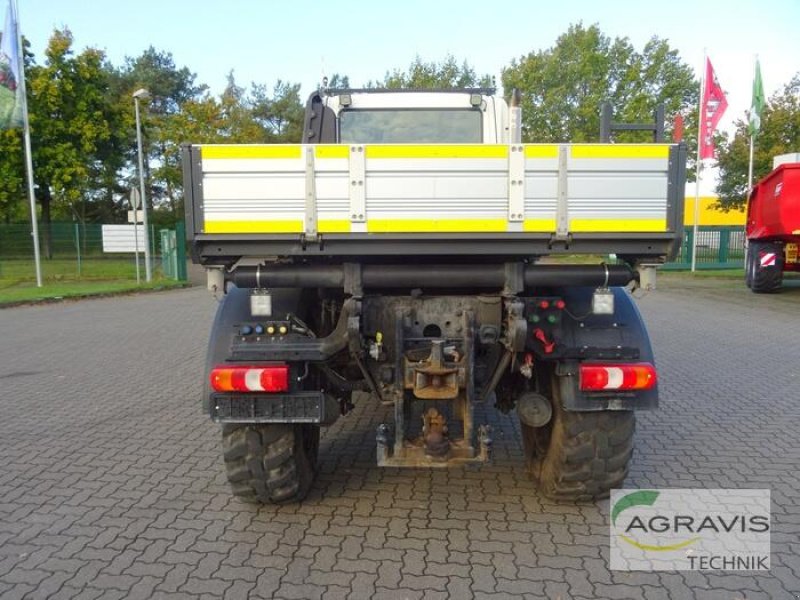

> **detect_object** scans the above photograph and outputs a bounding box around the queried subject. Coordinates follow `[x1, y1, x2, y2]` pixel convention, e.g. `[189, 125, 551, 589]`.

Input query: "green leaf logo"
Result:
[612, 490, 660, 525]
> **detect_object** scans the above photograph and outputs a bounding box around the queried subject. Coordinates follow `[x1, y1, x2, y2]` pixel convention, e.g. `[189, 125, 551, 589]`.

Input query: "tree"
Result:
[122, 47, 205, 116]
[25, 29, 119, 255]
[0, 127, 26, 223]
[372, 55, 492, 89]
[716, 74, 800, 210]
[119, 48, 207, 217]
[251, 80, 304, 142]
[326, 73, 350, 89]
[501, 23, 697, 146]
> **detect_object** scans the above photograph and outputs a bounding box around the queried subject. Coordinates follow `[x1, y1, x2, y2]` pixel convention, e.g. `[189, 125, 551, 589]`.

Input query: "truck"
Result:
[182, 88, 687, 503]
[745, 153, 800, 293]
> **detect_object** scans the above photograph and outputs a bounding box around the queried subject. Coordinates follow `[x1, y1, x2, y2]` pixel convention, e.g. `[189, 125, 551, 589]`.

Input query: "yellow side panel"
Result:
[523, 219, 557, 232]
[365, 145, 508, 159]
[367, 219, 508, 233]
[571, 145, 670, 159]
[201, 145, 302, 159]
[204, 220, 303, 234]
[318, 220, 351, 233]
[523, 145, 559, 158]
[205, 220, 351, 234]
[570, 219, 667, 233]
[683, 197, 746, 226]
[315, 145, 350, 159]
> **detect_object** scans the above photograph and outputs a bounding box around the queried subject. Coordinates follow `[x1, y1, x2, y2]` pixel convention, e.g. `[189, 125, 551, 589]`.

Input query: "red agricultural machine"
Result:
[746, 154, 800, 292]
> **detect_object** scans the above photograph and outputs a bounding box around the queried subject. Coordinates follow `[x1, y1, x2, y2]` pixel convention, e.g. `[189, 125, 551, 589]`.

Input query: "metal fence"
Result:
[3, 221, 740, 281]
[664, 226, 745, 270]
[0, 221, 187, 283]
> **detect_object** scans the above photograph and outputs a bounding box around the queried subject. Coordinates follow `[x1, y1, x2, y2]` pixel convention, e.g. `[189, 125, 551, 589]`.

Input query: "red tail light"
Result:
[210, 365, 289, 393]
[579, 363, 657, 391]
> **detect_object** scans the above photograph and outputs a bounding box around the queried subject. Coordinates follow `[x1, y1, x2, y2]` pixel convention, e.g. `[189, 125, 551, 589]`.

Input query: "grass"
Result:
[660, 268, 745, 279]
[0, 257, 140, 283]
[0, 257, 188, 306]
[0, 279, 188, 306]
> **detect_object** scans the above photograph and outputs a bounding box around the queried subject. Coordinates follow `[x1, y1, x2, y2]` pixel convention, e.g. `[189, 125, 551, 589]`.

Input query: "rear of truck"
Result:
[184, 88, 686, 503]
[745, 156, 800, 293]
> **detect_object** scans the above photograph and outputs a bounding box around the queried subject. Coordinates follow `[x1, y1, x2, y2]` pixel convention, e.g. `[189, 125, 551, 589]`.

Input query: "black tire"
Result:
[745, 243, 754, 288]
[749, 241, 784, 293]
[222, 423, 319, 504]
[522, 399, 635, 502]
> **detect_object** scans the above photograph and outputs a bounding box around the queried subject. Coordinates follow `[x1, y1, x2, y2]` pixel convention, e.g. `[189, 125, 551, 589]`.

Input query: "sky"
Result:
[18, 0, 800, 141]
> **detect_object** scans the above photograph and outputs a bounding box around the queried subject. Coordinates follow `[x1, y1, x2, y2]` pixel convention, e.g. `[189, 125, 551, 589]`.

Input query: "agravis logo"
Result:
[609, 489, 771, 571]
[612, 490, 700, 551]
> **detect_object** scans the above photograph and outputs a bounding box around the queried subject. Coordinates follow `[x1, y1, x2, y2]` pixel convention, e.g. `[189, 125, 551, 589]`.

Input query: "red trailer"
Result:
[745, 155, 800, 292]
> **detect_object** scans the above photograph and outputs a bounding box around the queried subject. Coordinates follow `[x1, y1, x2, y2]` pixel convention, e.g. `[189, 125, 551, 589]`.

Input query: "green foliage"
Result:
[25, 28, 120, 237]
[0, 128, 25, 222]
[0, 33, 306, 227]
[717, 74, 800, 210]
[502, 23, 697, 146]
[373, 55, 492, 89]
[326, 73, 350, 89]
[122, 47, 206, 116]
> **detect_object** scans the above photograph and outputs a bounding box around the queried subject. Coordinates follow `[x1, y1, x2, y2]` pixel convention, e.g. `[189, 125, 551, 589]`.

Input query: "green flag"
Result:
[0, 0, 24, 130]
[748, 59, 765, 137]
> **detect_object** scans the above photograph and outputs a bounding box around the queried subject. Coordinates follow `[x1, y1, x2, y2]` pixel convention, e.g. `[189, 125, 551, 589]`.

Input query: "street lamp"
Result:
[133, 88, 152, 282]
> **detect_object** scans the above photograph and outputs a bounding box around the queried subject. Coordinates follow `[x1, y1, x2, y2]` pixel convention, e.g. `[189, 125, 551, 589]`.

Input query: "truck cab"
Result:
[305, 88, 510, 144]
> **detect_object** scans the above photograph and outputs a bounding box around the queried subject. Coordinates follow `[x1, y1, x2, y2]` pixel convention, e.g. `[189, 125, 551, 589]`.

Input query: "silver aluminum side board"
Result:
[349, 145, 366, 228]
[508, 144, 525, 222]
[304, 146, 318, 240]
[556, 145, 570, 239]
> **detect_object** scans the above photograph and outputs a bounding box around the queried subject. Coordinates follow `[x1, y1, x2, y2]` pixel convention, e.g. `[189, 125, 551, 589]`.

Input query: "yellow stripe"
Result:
[205, 219, 352, 234]
[204, 220, 303, 234]
[206, 218, 666, 234]
[570, 219, 667, 232]
[523, 219, 557, 232]
[366, 145, 508, 159]
[524, 145, 559, 158]
[571, 144, 670, 159]
[315, 145, 350, 159]
[367, 218, 508, 233]
[201, 145, 302, 160]
[318, 220, 351, 233]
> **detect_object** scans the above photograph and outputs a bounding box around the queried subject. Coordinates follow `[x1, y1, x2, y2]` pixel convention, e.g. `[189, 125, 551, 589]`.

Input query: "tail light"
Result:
[210, 364, 289, 393]
[579, 362, 657, 391]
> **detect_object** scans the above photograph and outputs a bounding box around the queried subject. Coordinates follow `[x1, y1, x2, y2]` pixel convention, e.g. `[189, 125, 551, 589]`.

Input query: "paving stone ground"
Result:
[0, 278, 799, 599]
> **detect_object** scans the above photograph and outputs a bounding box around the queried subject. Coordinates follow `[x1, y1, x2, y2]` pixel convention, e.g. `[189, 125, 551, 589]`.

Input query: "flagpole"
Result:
[747, 55, 757, 191]
[13, 0, 42, 287]
[691, 49, 706, 273]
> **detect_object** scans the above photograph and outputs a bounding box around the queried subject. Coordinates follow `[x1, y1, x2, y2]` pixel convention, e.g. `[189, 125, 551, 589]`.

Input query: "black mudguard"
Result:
[553, 286, 658, 411]
[203, 285, 303, 414]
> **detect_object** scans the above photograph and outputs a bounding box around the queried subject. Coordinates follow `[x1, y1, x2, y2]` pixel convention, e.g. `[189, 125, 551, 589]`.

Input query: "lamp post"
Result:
[133, 88, 152, 282]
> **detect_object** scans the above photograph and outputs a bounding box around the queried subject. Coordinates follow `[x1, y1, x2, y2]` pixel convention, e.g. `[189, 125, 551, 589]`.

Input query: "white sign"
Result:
[610, 488, 770, 571]
[102, 224, 146, 253]
[127, 210, 143, 223]
[130, 188, 140, 210]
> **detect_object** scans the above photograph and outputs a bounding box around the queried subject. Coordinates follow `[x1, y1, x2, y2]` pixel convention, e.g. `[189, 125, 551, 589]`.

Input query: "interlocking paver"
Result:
[0, 282, 798, 598]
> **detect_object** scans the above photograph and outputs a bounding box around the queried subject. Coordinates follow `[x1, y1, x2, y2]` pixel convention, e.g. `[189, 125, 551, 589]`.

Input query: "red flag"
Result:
[699, 57, 728, 160]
